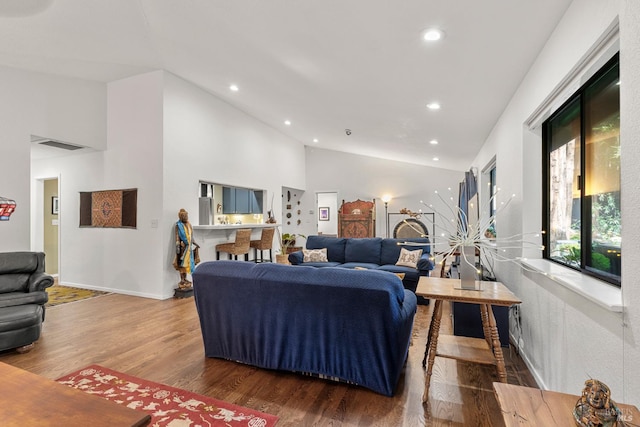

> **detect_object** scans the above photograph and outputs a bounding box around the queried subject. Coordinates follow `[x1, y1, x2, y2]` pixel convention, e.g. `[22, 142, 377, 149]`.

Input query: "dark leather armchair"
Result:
[0, 252, 54, 352]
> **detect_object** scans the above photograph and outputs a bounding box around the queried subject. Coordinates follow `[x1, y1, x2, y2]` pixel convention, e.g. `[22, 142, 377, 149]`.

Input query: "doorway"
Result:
[39, 178, 59, 276]
[316, 192, 338, 236]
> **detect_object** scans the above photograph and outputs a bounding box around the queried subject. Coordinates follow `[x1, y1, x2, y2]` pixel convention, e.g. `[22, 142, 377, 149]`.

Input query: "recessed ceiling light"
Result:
[229, 84, 239, 92]
[284, 120, 291, 126]
[429, 139, 438, 145]
[313, 138, 319, 143]
[423, 28, 444, 42]
[432, 157, 439, 161]
[426, 102, 441, 110]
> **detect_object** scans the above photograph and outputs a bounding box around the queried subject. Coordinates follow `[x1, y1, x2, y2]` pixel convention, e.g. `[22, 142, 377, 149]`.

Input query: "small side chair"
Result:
[249, 227, 275, 263]
[215, 228, 252, 261]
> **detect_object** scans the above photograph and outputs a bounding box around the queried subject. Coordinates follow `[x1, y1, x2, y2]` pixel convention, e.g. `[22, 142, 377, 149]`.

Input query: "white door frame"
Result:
[32, 175, 61, 278]
[316, 191, 338, 236]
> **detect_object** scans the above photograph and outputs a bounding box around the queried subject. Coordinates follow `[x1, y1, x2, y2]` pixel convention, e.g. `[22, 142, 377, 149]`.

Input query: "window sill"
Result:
[521, 259, 622, 312]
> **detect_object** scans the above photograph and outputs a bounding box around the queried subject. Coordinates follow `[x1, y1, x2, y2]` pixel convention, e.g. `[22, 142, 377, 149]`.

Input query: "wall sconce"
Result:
[0, 197, 16, 221]
[381, 194, 392, 237]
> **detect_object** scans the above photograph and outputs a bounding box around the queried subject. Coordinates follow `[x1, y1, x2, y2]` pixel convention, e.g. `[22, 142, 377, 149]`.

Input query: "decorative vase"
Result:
[276, 254, 290, 265]
[458, 245, 480, 290]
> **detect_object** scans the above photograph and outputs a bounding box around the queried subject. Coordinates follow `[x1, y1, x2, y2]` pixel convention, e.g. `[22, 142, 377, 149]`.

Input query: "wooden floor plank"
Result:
[0, 294, 538, 426]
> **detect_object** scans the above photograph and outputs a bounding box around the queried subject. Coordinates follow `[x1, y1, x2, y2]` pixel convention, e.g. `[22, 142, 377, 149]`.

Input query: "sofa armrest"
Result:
[288, 250, 304, 265]
[28, 272, 54, 292]
[417, 253, 434, 276]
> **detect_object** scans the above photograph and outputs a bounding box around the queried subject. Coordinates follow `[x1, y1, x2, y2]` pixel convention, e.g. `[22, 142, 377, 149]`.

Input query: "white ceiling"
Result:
[1, 0, 573, 171]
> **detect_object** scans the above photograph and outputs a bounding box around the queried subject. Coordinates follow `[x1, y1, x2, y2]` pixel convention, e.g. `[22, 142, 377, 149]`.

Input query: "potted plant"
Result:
[275, 229, 305, 264]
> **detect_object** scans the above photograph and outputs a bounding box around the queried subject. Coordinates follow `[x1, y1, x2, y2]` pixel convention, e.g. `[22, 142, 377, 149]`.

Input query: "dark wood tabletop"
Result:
[0, 362, 151, 427]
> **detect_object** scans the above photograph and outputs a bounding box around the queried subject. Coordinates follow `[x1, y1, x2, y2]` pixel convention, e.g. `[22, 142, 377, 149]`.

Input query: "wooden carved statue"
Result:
[172, 209, 200, 289]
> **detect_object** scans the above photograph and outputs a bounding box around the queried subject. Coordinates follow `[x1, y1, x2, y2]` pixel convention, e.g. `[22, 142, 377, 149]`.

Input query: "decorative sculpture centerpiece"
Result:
[400, 186, 544, 290]
[435, 188, 544, 289]
[573, 379, 620, 427]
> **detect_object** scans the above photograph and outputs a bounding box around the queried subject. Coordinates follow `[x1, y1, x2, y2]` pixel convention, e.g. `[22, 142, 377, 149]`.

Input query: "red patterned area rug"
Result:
[57, 365, 278, 427]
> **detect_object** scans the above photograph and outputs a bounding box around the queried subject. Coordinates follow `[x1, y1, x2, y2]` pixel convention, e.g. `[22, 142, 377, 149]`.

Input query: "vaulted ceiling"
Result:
[0, 0, 573, 170]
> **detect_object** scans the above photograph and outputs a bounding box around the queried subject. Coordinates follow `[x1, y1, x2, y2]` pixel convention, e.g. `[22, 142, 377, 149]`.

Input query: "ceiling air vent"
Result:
[38, 140, 84, 151]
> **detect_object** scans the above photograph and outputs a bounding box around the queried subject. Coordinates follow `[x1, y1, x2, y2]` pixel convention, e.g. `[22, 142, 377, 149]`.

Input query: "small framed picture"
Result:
[319, 207, 330, 221]
[52, 196, 59, 215]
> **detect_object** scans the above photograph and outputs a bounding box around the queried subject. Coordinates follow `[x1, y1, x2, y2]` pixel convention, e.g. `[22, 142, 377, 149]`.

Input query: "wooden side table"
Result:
[416, 277, 521, 403]
[493, 382, 640, 426]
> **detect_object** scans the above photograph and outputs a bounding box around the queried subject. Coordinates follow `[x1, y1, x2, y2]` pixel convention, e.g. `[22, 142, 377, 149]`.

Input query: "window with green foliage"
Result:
[542, 53, 620, 285]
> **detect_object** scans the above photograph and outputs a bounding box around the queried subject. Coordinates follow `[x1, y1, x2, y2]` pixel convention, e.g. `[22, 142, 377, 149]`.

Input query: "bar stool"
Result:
[249, 227, 275, 263]
[215, 228, 252, 260]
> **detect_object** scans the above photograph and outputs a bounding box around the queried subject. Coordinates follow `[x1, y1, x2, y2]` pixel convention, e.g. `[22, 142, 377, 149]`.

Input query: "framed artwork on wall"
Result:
[79, 188, 137, 228]
[319, 207, 330, 221]
[52, 196, 59, 215]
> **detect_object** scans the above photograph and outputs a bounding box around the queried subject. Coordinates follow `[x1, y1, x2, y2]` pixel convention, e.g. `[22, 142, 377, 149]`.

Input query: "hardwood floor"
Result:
[0, 293, 537, 426]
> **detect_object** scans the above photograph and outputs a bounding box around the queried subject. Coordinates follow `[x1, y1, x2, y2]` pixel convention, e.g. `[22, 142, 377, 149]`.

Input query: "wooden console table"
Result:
[416, 277, 521, 403]
[0, 362, 151, 426]
[493, 382, 640, 426]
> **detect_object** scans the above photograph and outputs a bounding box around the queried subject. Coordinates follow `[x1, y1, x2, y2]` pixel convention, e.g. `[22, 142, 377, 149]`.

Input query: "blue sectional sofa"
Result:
[192, 260, 417, 396]
[288, 235, 434, 294]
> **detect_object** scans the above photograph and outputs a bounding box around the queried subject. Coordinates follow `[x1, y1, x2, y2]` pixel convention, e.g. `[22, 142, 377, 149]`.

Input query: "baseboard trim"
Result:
[60, 281, 166, 301]
[509, 332, 548, 391]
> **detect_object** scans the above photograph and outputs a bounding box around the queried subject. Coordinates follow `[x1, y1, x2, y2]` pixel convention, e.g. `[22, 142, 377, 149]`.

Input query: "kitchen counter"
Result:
[194, 223, 278, 230]
[192, 224, 280, 262]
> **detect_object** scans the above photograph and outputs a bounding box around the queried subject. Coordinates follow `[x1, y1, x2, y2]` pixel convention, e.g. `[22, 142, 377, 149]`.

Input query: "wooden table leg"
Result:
[479, 304, 492, 347]
[422, 299, 436, 368]
[423, 299, 443, 403]
[484, 303, 508, 383]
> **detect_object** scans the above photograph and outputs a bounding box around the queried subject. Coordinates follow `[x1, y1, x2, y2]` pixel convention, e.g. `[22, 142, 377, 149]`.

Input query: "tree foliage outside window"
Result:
[543, 53, 620, 286]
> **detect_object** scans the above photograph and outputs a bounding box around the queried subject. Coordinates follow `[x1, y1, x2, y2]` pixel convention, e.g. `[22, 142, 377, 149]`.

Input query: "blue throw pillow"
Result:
[345, 238, 382, 264]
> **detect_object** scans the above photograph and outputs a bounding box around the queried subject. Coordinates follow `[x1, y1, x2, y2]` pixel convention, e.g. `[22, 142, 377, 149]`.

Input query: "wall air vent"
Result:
[38, 140, 84, 151]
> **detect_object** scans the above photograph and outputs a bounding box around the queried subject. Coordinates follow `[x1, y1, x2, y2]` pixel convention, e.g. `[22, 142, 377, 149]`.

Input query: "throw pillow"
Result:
[303, 248, 328, 262]
[395, 247, 423, 269]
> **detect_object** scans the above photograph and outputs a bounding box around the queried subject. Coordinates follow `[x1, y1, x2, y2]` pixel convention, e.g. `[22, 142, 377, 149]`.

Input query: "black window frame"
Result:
[542, 53, 620, 286]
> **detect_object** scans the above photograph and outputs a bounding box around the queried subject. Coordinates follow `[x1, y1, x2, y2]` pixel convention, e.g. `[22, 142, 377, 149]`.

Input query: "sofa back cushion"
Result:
[253, 262, 405, 306]
[380, 238, 431, 266]
[344, 238, 382, 264]
[0, 252, 45, 293]
[305, 236, 347, 263]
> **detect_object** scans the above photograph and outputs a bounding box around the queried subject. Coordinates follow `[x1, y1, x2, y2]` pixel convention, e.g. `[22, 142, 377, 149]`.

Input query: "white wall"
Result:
[471, 0, 640, 404]
[303, 147, 463, 247]
[1, 65, 106, 253]
[102, 71, 165, 298]
[31, 71, 165, 298]
[620, 0, 640, 405]
[162, 72, 306, 294]
[30, 69, 307, 300]
[32, 152, 105, 287]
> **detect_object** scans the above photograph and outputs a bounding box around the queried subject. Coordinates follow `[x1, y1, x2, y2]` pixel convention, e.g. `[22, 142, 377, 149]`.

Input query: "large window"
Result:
[542, 54, 620, 285]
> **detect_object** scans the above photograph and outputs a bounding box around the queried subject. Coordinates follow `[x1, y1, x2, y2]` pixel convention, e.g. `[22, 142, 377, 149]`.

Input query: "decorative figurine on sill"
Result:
[266, 210, 277, 224]
[172, 209, 200, 291]
[573, 379, 620, 427]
